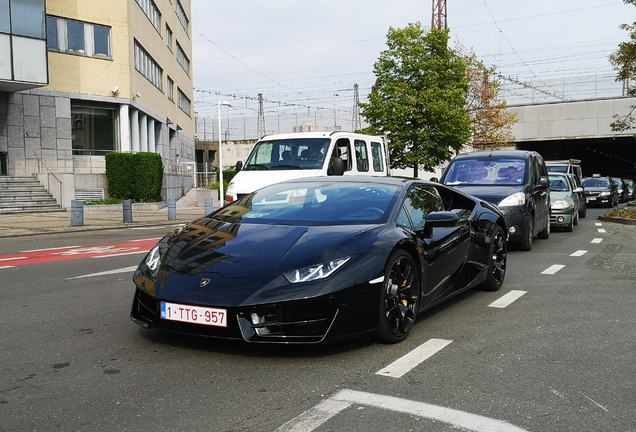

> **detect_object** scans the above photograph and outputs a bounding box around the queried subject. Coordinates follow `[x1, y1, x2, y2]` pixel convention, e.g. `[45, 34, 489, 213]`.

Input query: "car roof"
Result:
[451, 150, 536, 160]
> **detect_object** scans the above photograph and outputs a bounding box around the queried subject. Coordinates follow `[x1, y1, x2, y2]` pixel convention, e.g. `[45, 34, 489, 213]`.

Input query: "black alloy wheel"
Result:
[376, 250, 420, 344]
[519, 216, 534, 251]
[481, 224, 507, 291]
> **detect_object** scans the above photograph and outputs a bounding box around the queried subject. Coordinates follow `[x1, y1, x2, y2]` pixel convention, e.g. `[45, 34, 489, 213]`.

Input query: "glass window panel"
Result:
[94, 25, 110, 56]
[12, 36, 47, 83]
[67, 20, 85, 53]
[11, 0, 45, 38]
[71, 106, 118, 155]
[0, 0, 10, 33]
[46, 16, 58, 49]
[0, 34, 11, 79]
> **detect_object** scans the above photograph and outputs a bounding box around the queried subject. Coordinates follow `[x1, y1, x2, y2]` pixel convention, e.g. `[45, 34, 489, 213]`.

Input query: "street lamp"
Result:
[217, 100, 231, 206]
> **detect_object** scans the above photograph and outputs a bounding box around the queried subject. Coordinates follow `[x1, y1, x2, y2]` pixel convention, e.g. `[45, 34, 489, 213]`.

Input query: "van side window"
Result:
[371, 141, 384, 172]
[333, 138, 352, 171]
[354, 140, 369, 172]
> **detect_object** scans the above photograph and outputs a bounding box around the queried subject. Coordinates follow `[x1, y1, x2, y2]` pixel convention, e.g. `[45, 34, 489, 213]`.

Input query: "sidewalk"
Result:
[0, 189, 213, 238]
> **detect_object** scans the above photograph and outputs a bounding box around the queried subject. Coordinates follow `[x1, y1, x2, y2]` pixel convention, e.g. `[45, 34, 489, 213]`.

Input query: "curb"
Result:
[597, 215, 636, 225]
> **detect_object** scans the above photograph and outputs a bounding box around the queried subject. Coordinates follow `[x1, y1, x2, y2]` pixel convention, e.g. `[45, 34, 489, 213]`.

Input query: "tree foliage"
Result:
[608, 0, 636, 132]
[460, 47, 517, 150]
[360, 24, 472, 176]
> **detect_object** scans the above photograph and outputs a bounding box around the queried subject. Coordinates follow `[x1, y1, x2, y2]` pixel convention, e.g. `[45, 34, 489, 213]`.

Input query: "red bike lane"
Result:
[0, 238, 159, 268]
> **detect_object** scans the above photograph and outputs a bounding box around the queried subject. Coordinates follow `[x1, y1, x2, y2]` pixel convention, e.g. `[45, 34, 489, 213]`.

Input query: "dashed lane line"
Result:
[541, 264, 565, 275]
[375, 338, 452, 378]
[570, 250, 588, 257]
[598, 228, 607, 233]
[488, 290, 527, 308]
[591, 238, 603, 244]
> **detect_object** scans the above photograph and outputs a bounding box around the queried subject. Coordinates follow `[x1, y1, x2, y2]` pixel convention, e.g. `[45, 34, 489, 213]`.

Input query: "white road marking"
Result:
[597, 228, 607, 233]
[595, 223, 602, 226]
[579, 392, 609, 412]
[67, 266, 138, 279]
[91, 251, 148, 258]
[488, 290, 527, 308]
[20, 245, 80, 252]
[591, 238, 603, 244]
[570, 250, 588, 257]
[375, 338, 452, 378]
[276, 389, 530, 432]
[0, 257, 26, 262]
[0, 266, 15, 269]
[541, 265, 565, 275]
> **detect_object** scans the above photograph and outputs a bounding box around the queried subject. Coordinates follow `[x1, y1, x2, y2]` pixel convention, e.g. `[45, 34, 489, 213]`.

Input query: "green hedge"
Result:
[105, 152, 163, 202]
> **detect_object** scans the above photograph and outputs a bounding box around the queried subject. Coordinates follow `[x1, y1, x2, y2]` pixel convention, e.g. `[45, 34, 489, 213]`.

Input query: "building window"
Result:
[175, 41, 189, 75]
[165, 24, 172, 51]
[177, 88, 190, 115]
[0, 0, 9, 33]
[71, 105, 119, 156]
[46, 16, 58, 50]
[135, 0, 160, 31]
[10, 0, 45, 38]
[46, 16, 111, 58]
[134, 40, 162, 89]
[167, 76, 174, 101]
[175, 0, 189, 34]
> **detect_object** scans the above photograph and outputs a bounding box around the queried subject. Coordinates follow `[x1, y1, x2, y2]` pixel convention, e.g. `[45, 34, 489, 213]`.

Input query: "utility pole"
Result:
[352, 83, 361, 131]
[257, 93, 265, 139]
[431, 0, 447, 30]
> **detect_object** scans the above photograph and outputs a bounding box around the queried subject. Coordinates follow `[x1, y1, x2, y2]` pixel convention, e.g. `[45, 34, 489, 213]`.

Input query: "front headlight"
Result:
[283, 257, 351, 284]
[145, 245, 161, 271]
[498, 192, 525, 207]
[600, 191, 610, 196]
[551, 199, 571, 210]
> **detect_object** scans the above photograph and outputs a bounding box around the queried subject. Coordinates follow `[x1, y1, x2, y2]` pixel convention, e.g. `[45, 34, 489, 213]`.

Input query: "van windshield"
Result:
[444, 158, 526, 186]
[243, 138, 331, 171]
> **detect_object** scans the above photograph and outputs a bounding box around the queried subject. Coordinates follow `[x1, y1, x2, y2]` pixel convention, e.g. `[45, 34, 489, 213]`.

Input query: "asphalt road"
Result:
[1, 206, 635, 432]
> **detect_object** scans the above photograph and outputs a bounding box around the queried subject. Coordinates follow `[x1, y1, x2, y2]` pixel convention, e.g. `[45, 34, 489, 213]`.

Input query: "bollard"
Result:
[70, 200, 84, 226]
[123, 199, 133, 223]
[168, 198, 177, 221]
[204, 197, 214, 215]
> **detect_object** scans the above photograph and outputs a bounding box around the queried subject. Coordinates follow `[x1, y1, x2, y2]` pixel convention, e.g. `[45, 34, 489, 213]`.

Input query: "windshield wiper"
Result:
[244, 164, 270, 170]
[271, 164, 304, 170]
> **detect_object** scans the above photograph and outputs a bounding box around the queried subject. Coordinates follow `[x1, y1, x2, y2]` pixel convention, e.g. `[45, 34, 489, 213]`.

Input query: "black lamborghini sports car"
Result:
[131, 176, 507, 344]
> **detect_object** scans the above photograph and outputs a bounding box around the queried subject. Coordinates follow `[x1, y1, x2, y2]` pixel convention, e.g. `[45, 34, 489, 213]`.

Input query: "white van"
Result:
[224, 131, 390, 203]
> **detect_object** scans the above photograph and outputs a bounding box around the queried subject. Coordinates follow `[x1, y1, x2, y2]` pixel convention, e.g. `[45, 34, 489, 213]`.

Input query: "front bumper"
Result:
[499, 206, 529, 243]
[550, 209, 573, 227]
[585, 194, 611, 206]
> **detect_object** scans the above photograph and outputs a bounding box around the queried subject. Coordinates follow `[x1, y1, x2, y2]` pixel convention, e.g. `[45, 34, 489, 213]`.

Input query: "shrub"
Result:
[105, 152, 163, 202]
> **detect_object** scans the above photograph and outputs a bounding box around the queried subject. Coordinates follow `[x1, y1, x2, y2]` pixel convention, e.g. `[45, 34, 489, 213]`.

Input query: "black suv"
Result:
[439, 150, 550, 251]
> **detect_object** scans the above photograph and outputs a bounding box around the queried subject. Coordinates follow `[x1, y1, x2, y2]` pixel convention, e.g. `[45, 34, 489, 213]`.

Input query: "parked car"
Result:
[548, 173, 582, 232]
[546, 158, 583, 181]
[623, 178, 635, 201]
[130, 177, 508, 344]
[438, 150, 550, 251]
[582, 175, 618, 207]
[611, 177, 628, 203]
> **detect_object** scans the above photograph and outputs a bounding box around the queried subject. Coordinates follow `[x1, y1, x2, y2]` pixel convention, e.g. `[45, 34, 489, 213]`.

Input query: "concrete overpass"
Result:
[508, 96, 636, 178]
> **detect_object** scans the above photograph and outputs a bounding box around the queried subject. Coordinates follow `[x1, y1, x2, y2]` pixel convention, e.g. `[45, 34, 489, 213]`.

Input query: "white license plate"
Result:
[586, 198, 592, 203]
[160, 301, 227, 327]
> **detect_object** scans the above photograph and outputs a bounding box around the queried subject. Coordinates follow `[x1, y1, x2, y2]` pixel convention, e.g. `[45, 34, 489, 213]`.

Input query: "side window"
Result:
[332, 138, 352, 171]
[402, 185, 444, 231]
[396, 206, 412, 230]
[371, 141, 384, 172]
[532, 157, 541, 185]
[354, 140, 369, 172]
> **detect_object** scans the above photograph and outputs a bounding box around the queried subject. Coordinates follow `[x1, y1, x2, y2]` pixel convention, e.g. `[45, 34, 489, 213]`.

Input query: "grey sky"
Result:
[191, 0, 629, 140]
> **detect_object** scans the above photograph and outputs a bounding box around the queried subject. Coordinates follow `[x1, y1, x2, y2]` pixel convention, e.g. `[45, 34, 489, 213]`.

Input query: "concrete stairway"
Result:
[0, 176, 63, 214]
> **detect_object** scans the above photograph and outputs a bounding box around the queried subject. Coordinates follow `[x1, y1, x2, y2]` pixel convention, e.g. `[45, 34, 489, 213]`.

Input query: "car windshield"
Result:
[444, 158, 526, 185]
[242, 138, 331, 171]
[212, 181, 401, 226]
[582, 178, 609, 187]
[549, 175, 571, 192]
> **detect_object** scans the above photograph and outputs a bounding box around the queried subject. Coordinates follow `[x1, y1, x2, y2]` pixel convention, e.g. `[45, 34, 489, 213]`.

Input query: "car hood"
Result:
[549, 191, 571, 201]
[155, 217, 378, 278]
[446, 184, 524, 205]
[584, 187, 610, 193]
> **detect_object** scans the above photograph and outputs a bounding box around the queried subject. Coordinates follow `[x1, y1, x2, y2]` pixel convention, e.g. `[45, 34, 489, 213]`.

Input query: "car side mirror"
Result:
[430, 177, 439, 183]
[573, 186, 584, 194]
[328, 157, 345, 176]
[418, 211, 460, 239]
[235, 160, 243, 172]
[538, 176, 549, 188]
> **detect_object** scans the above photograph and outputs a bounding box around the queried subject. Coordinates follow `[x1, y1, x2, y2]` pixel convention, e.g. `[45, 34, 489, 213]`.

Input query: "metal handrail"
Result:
[32, 151, 63, 206]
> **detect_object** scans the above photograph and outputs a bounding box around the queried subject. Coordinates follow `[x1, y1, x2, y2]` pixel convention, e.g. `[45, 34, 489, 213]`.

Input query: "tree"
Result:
[608, 0, 636, 132]
[461, 48, 517, 151]
[360, 24, 472, 177]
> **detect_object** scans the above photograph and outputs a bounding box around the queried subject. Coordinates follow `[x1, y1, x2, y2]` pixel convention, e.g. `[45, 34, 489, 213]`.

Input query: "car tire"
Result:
[518, 216, 534, 251]
[579, 202, 587, 218]
[480, 224, 507, 291]
[565, 215, 574, 232]
[537, 216, 550, 239]
[375, 250, 419, 344]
